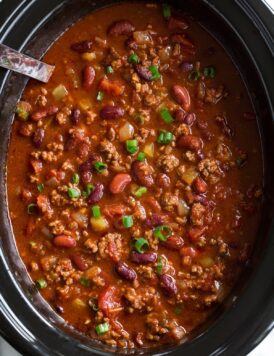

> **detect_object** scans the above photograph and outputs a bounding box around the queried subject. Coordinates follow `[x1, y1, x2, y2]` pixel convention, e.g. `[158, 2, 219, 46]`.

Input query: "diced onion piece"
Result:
[133, 31, 153, 45]
[94, 36, 107, 48]
[41, 226, 53, 239]
[72, 298, 86, 308]
[52, 84, 68, 101]
[181, 168, 198, 185]
[143, 143, 154, 158]
[81, 52, 96, 61]
[158, 46, 171, 62]
[90, 216, 109, 232]
[78, 99, 91, 110]
[177, 199, 190, 217]
[118, 122, 134, 142]
[199, 255, 214, 268]
[72, 211, 89, 228]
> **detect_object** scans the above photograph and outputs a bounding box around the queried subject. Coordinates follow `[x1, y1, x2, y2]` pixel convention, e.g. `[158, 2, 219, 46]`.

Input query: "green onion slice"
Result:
[156, 256, 163, 275]
[67, 187, 81, 199]
[162, 3, 171, 18]
[149, 65, 161, 80]
[27, 203, 38, 215]
[133, 186, 147, 198]
[82, 184, 94, 198]
[79, 277, 91, 287]
[157, 130, 173, 144]
[122, 215, 133, 228]
[203, 66, 216, 78]
[126, 139, 138, 154]
[159, 108, 174, 124]
[128, 53, 140, 64]
[88, 298, 99, 312]
[188, 70, 201, 81]
[96, 91, 104, 101]
[35, 278, 47, 289]
[71, 173, 80, 185]
[94, 161, 107, 172]
[153, 225, 172, 241]
[134, 237, 149, 253]
[92, 205, 101, 218]
[37, 183, 44, 193]
[105, 65, 114, 74]
[95, 322, 109, 335]
[137, 152, 146, 161]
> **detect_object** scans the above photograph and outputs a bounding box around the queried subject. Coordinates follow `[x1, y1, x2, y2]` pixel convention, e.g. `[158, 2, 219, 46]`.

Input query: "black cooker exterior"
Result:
[0, 1, 273, 355]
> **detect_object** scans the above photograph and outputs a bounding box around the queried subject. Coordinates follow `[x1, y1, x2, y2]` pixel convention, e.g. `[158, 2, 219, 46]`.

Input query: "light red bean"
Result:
[70, 254, 88, 271]
[53, 235, 76, 248]
[83, 65, 95, 90]
[171, 85, 191, 111]
[108, 20, 135, 36]
[109, 173, 132, 194]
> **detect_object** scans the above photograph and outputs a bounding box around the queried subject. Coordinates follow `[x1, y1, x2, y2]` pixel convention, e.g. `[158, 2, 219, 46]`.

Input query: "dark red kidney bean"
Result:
[202, 131, 213, 142]
[115, 261, 137, 281]
[131, 251, 157, 264]
[184, 113, 196, 126]
[160, 274, 178, 296]
[156, 173, 171, 189]
[100, 105, 124, 120]
[131, 160, 154, 187]
[162, 235, 184, 251]
[108, 20, 135, 36]
[70, 254, 88, 271]
[192, 176, 207, 194]
[79, 154, 100, 172]
[146, 213, 164, 228]
[196, 151, 205, 161]
[109, 173, 132, 194]
[215, 115, 234, 138]
[83, 65, 95, 90]
[179, 61, 193, 72]
[125, 37, 138, 50]
[53, 235, 76, 248]
[177, 135, 202, 151]
[168, 15, 189, 31]
[71, 40, 93, 53]
[134, 64, 153, 81]
[171, 33, 195, 48]
[88, 182, 104, 204]
[81, 170, 92, 185]
[71, 108, 81, 125]
[31, 105, 59, 121]
[33, 128, 45, 148]
[171, 85, 191, 111]
[174, 109, 187, 123]
[196, 120, 208, 130]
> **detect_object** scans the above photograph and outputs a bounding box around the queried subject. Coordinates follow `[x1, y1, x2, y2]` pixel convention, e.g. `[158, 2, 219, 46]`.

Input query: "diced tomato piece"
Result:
[102, 204, 130, 218]
[99, 77, 124, 96]
[98, 286, 122, 317]
[187, 226, 206, 242]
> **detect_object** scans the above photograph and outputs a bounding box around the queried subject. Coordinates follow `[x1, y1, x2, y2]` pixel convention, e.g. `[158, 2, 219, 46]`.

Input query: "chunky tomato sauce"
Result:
[7, 2, 262, 349]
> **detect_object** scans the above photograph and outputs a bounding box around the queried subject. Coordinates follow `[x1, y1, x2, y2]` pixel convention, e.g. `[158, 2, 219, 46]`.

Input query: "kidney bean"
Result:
[215, 115, 234, 138]
[83, 65, 95, 90]
[192, 176, 207, 194]
[160, 274, 177, 296]
[70, 254, 88, 271]
[179, 61, 193, 72]
[168, 15, 189, 31]
[115, 261, 137, 281]
[187, 226, 207, 242]
[146, 213, 164, 228]
[171, 33, 195, 48]
[177, 135, 202, 151]
[156, 173, 171, 189]
[71, 108, 81, 125]
[103, 204, 130, 218]
[131, 251, 157, 264]
[31, 105, 59, 121]
[33, 128, 45, 148]
[171, 85, 191, 111]
[79, 154, 100, 172]
[162, 235, 184, 251]
[125, 37, 138, 50]
[174, 109, 187, 123]
[70, 40, 93, 53]
[134, 64, 152, 81]
[53, 235, 76, 248]
[109, 173, 132, 194]
[184, 113, 196, 126]
[108, 20, 135, 36]
[131, 160, 154, 187]
[88, 182, 104, 204]
[100, 105, 124, 120]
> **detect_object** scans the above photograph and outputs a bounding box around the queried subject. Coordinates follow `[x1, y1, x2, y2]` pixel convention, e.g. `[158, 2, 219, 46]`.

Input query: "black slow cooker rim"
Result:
[0, 1, 273, 356]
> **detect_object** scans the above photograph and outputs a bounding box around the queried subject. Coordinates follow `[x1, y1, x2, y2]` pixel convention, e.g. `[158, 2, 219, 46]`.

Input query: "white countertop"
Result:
[0, 0, 273, 355]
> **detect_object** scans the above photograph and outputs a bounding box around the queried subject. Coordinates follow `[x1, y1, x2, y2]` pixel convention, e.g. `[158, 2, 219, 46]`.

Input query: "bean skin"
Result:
[88, 182, 104, 204]
[108, 20, 135, 36]
[71, 108, 81, 125]
[162, 235, 184, 251]
[31, 105, 59, 121]
[83, 65, 95, 90]
[171, 85, 191, 111]
[134, 64, 153, 81]
[53, 235, 76, 248]
[131, 251, 157, 264]
[177, 135, 202, 151]
[70, 254, 88, 271]
[115, 261, 137, 281]
[71, 40, 93, 53]
[33, 128, 45, 148]
[192, 176, 207, 194]
[160, 274, 178, 296]
[109, 173, 132, 194]
[100, 105, 124, 120]
[131, 160, 154, 187]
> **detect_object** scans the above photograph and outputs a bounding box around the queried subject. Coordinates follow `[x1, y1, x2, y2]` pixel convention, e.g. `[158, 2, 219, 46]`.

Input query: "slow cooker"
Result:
[0, 1, 273, 355]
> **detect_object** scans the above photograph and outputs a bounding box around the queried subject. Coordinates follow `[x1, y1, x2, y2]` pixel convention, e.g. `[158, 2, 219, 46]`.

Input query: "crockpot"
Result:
[0, 0, 273, 355]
